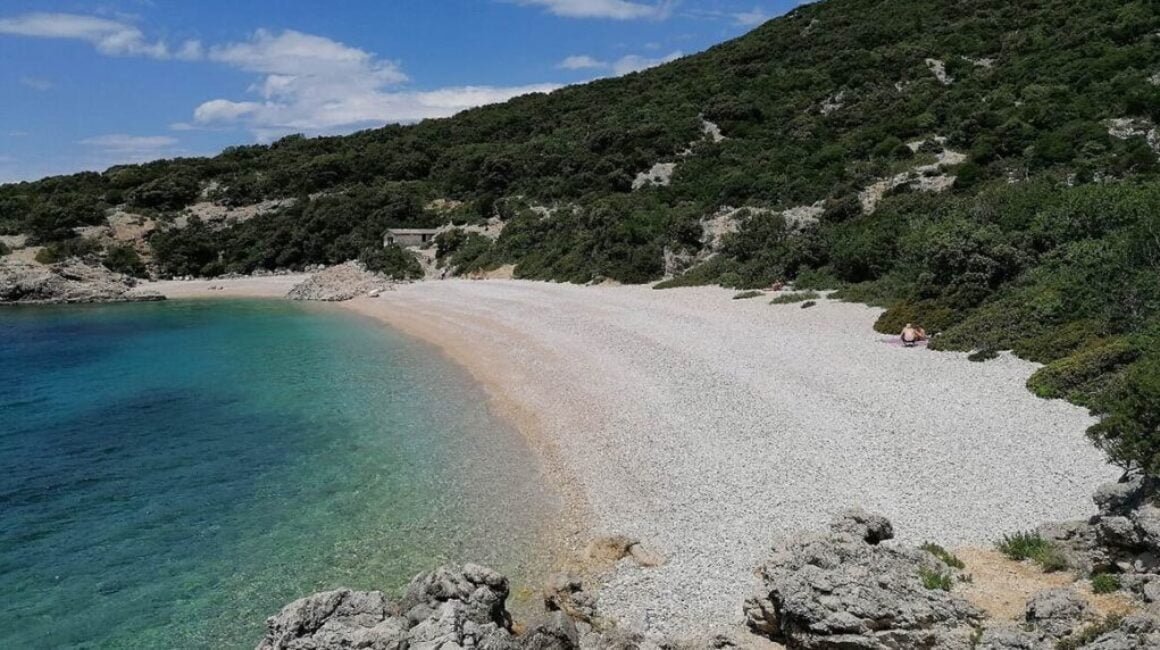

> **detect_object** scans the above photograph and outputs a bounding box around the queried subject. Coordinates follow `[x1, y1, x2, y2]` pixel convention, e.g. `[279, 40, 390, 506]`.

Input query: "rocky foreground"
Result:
[258, 480, 1160, 650]
[0, 259, 163, 305]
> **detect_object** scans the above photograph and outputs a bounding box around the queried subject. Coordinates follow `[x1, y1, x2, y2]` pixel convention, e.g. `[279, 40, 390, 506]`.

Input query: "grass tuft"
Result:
[996, 531, 1069, 572]
[919, 566, 955, 591]
[920, 542, 966, 569]
[1090, 573, 1121, 594]
[800, 300, 817, 309]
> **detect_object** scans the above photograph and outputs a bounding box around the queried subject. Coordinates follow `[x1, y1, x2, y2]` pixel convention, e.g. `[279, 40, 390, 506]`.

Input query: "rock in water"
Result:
[286, 261, 395, 302]
[0, 259, 163, 304]
[744, 511, 981, 649]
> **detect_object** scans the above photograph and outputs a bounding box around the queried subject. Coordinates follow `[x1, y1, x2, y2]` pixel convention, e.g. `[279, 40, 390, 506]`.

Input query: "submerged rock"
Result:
[0, 259, 162, 304]
[287, 261, 395, 302]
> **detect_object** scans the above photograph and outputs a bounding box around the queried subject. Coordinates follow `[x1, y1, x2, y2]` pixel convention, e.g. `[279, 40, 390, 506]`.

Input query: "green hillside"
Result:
[2, 0, 1160, 473]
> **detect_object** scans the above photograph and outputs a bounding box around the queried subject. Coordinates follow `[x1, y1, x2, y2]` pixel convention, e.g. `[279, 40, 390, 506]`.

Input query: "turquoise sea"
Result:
[0, 299, 560, 649]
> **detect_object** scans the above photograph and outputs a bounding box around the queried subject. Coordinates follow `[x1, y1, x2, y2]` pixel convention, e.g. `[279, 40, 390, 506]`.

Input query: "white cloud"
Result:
[80, 134, 178, 153]
[0, 12, 200, 60]
[611, 51, 681, 74]
[192, 29, 560, 140]
[558, 50, 681, 75]
[513, 0, 672, 20]
[733, 7, 772, 27]
[19, 76, 52, 91]
[558, 55, 606, 70]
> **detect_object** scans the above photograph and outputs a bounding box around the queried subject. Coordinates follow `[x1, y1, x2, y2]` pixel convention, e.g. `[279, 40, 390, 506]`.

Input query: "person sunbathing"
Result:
[900, 323, 926, 347]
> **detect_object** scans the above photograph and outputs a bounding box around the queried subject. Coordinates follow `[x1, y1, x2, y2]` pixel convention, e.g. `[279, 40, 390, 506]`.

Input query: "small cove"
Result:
[0, 299, 562, 648]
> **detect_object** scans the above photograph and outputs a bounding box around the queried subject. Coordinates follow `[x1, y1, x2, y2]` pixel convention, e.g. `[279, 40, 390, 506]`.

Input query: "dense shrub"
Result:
[34, 237, 100, 264]
[125, 174, 200, 211]
[1027, 340, 1140, 402]
[770, 291, 820, 305]
[733, 290, 764, 300]
[359, 245, 423, 280]
[1088, 354, 1160, 475]
[102, 244, 146, 277]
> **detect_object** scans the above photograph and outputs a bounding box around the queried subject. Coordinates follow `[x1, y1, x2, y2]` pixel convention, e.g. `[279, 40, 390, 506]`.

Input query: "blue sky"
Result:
[0, 0, 804, 183]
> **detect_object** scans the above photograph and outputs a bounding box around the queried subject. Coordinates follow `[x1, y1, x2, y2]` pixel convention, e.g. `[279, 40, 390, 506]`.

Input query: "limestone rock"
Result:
[0, 259, 162, 305]
[1024, 588, 1093, 638]
[829, 507, 894, 545]
[521, 612, 580, 650]
[256, 588, 405, 650]
[744, 512, 981, 649]
[1068, 611, 1160, 649]
[287, 261, 395, 302]
[544, 574, 598, 624]
[974, 625, 1046, 650]
[1044, 477, 1160, 576]
[401, 563, 513, 631]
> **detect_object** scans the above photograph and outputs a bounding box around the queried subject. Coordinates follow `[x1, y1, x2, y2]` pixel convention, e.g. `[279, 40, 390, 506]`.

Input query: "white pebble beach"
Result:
[144, 277, 1119, 638]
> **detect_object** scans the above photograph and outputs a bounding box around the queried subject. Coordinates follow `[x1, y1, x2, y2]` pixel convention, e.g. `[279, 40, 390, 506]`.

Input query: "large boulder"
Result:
[256, 565, 516, 650]
[743, 512, 981, 649]
[400, 563, 512, 630]
[287, 261, 394, 302]
[1040, 477, 1160, 576]
[0, 259, 162, 304]
[256, 589, 406, 650]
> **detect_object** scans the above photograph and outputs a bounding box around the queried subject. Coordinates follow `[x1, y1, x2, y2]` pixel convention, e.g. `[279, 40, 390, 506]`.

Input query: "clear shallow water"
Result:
[0, 300, 559, 649]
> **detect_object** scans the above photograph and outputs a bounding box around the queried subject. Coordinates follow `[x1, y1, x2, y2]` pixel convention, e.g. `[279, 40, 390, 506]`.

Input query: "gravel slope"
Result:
[204, 279, 1119, 636]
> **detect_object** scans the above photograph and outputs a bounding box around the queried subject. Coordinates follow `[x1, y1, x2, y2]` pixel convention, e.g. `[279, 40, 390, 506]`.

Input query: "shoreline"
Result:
[137, 276, 597, 613]
[138, 275, 1119, 637]
[338, 296, 598, 551]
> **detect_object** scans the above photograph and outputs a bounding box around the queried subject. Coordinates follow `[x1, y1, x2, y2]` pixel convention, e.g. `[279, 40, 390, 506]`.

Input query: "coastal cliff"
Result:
[0, 258, 162, 305]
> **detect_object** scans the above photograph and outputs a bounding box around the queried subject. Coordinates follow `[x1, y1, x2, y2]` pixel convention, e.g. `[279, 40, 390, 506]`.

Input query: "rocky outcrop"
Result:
[286, 261, 395, 302]
[744, 510, 982, 649]
[257, 563, 764, 650]
[1077, 611, 1160, 648]
[1040, 476, 1160, 579]
[978, 607, 1160, 650]
[1024, 588, 1094, 638]
[0, 259, 163, 305]
[257, 564, 519, 650]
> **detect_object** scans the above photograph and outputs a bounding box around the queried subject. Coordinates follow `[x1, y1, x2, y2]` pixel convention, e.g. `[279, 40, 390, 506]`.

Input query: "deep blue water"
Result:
[0, 300, 558, 649]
